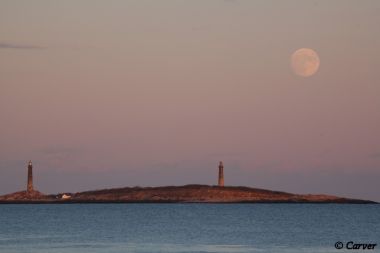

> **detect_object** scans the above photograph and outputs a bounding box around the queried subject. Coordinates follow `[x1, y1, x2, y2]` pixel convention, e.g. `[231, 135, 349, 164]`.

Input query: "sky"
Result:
[1, 0, 379, 201]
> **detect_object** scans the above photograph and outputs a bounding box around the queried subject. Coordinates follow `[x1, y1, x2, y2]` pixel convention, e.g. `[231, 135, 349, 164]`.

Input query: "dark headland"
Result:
[0, 185, 376, 204]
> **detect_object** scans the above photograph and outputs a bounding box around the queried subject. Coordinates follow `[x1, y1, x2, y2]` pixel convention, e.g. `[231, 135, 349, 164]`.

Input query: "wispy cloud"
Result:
[0, 42, 46, 50]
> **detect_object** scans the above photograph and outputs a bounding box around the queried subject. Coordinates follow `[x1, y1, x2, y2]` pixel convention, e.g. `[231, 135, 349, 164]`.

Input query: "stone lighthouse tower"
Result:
[27, 160, 33, 192]
[218, 161, 224, 187]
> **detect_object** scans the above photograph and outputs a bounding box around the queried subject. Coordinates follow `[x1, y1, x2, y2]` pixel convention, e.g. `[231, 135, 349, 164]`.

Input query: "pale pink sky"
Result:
[1, 0, 379, 201]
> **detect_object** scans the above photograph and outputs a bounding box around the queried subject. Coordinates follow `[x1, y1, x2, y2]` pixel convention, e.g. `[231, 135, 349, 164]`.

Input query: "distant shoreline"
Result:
[0, 185, 376, 204]
[0, 201, 377, 204]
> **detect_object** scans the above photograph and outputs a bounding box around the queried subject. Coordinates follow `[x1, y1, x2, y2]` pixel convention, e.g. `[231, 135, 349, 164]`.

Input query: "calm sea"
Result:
[0, 204, 378, 253]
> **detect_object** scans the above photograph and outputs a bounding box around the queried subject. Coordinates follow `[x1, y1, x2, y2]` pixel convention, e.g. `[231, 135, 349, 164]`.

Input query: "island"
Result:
[0, 185, 376, 204]
[0, 161, 376, 204]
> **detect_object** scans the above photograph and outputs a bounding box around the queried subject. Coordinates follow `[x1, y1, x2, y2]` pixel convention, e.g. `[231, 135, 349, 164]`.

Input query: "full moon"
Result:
[291, 48, 320, 77]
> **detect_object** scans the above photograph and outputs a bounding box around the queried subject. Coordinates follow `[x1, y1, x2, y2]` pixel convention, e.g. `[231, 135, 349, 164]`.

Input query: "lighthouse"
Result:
[218, 161, 224, 187]
[27, 160, 33, 192]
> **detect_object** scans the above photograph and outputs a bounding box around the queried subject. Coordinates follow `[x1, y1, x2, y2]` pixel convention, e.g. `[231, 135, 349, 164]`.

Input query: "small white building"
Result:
[62, 194, 71, 200]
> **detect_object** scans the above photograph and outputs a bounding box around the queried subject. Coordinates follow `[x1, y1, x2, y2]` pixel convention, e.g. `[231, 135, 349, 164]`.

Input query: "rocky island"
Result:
[0, 161, 376, 204]
[0, 185, 376, 204]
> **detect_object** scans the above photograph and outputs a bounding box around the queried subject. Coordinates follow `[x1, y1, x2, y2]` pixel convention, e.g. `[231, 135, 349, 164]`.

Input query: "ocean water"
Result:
[0, 204, 378, 253]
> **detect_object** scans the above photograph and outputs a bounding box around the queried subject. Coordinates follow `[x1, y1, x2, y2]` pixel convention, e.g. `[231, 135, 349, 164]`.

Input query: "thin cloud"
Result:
[0, 42, 46, 50]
